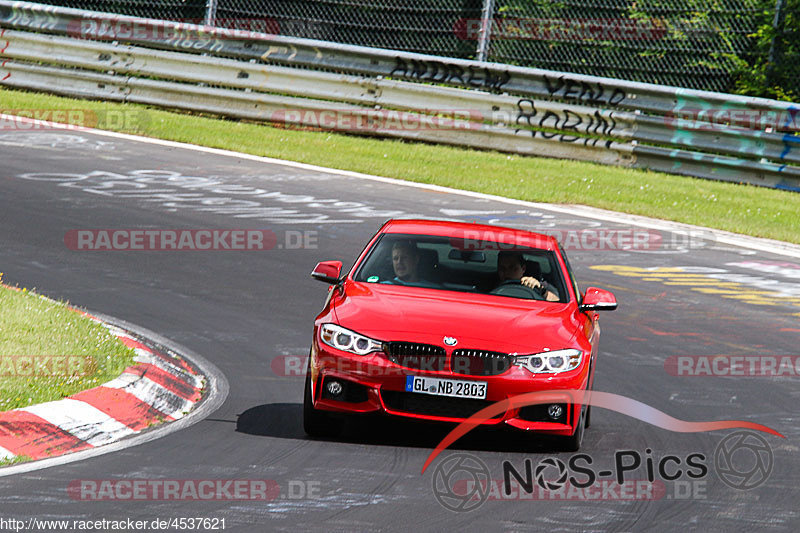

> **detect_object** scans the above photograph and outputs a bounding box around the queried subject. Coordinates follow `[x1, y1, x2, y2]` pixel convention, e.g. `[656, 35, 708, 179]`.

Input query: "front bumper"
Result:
[309, 340, 590, 437]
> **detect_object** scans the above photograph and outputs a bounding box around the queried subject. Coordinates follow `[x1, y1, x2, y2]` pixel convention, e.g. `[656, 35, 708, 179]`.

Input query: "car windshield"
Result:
[353, 233, 569, 302]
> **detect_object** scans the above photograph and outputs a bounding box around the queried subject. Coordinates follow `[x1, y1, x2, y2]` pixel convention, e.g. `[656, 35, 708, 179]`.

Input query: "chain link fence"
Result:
[33, 0, 207, 21]
[486, 0, 768, 93]
[26, 0, 799, 100]
[215, 0, 483, 57]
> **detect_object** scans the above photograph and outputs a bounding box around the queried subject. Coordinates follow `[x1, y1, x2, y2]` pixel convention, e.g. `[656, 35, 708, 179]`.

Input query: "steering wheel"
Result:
[489, 280, 544, 300]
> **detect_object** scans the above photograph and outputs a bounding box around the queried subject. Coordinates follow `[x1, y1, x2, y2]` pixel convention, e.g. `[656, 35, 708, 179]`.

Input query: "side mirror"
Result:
[311, 261, 343, 284]
[580, 287, 617, 311]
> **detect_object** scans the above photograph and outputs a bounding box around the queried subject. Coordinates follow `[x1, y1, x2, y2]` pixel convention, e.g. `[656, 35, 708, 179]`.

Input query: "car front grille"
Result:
[384, 342, 446, 371]
[381, 391, 502, 420]
[384, 342, 513, 375]
[451, 349, 512, 376]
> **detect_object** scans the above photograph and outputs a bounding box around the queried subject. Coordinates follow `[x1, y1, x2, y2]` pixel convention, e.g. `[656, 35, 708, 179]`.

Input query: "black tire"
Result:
[585, 359, 594, 429]
[303, 371, 340, 438]
[561, 404, 586, 452]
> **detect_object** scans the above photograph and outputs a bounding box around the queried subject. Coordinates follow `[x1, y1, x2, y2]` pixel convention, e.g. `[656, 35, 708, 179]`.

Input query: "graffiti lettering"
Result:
[5, 7, 60, 32]
[16, 170, 423, 224]
[543, 75, 626, 106]
[163, 33, 224, 53]
[390, 57, 510, 91]
[513, 99, 617, 147]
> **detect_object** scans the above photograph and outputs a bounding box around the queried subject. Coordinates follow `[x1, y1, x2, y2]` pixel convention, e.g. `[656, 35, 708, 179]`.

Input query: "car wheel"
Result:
[561, 404, 586, 452]
[585, 360, 594, 429]
[303, 371, 340, 438]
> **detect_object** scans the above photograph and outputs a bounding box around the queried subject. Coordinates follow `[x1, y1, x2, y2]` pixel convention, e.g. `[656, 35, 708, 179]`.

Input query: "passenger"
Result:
[497, 251, 559, 301]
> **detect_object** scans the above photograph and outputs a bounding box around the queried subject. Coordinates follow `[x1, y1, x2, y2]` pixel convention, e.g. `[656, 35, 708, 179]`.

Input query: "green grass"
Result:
[2, 87, 799, 244]
[0, 277, 136, 412]
[0, 455, 32, 466]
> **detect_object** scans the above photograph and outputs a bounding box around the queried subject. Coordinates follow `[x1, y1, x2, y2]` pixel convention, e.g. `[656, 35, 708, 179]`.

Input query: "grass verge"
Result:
[0, 455, 32, 467]
[1, 87, 798, 244]
[0, 275, 136, 413]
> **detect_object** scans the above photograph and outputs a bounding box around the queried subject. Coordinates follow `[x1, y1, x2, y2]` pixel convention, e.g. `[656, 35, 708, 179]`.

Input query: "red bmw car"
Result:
[305, 219, 617, 450]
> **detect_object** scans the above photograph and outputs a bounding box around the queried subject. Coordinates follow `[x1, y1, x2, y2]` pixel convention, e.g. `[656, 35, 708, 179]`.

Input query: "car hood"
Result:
[332, 282, 580, 353]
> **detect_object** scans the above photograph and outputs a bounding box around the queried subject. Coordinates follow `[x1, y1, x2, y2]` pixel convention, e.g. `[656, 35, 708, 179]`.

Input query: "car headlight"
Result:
[320, 324, 383, 356]
[513, 349, 582, 374]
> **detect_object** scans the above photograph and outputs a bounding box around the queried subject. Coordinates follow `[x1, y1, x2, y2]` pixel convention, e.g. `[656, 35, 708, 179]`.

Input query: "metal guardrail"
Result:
[1, 1, 799, 191]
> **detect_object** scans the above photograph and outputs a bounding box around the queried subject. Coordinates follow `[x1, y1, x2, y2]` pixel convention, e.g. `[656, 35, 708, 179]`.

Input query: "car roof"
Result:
[380, 219, 559, 251]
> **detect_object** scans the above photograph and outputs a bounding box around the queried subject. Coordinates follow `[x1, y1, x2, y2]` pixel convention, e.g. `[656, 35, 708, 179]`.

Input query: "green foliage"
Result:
[0, 285, 136, 412]
[489, 0, 797, 100]
[734, 0, 799, 101]
[22, 0, 797, 99]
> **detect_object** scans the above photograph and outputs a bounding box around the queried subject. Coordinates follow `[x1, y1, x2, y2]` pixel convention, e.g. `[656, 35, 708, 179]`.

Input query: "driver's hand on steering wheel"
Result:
[519, 276, 542, 290]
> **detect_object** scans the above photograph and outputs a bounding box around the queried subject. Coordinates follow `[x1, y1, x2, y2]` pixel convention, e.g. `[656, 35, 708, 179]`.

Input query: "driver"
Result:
[497, 251, 559, 301]
[391, 240, 421, 283]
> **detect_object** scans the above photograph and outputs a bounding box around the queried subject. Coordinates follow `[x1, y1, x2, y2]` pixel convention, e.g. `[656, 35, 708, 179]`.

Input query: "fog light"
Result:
[547, 404, 563, 420]
[326, 380, 343, 397]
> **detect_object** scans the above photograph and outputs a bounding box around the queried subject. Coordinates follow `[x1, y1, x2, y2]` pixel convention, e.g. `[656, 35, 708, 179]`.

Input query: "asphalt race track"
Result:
[1, 128, 798, 532]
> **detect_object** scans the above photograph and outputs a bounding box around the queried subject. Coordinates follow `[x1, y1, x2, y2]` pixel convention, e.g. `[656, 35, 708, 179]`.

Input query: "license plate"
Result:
[405, 375, 487, 400]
